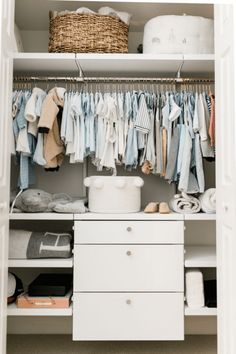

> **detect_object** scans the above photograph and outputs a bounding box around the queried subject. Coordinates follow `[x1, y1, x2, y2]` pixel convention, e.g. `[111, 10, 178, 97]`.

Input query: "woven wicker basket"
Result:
[48, 11, 129, 53]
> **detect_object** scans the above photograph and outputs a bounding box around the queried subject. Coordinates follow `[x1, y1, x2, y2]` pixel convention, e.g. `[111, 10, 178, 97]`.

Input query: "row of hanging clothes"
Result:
[11, 80, 215, 194]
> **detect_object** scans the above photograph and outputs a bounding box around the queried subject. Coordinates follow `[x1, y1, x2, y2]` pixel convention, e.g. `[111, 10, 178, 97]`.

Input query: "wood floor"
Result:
[7, 335, 217, 354]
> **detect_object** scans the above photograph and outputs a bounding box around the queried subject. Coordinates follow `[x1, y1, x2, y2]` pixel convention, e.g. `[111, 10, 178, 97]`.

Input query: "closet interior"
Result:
[8, 0, 216, 340]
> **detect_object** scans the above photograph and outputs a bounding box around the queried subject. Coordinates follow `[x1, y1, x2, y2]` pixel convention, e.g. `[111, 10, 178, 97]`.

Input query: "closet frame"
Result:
[1, 1, 236, 353]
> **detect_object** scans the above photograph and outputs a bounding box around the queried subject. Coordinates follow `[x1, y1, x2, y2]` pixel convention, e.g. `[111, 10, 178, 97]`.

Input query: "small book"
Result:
[16, 290, 72, 309]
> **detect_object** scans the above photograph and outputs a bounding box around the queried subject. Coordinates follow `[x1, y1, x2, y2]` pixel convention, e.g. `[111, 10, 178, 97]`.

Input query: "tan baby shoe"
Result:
[159, 202, 170, 214]
[144, 202, 159, 213]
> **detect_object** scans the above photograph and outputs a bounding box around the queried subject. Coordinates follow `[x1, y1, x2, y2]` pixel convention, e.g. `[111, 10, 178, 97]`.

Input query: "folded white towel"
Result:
[52, 10, 74, 19]
[53, 7, 131, 25]
[169, 192, 201, 214]
[185, 269, 205, 308]
[76, 7, 96, 15]
[98, 7, 131, 25]
[199, 188, 216, 214]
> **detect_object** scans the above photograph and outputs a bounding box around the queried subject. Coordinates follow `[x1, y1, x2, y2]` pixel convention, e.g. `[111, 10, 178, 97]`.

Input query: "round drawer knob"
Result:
[126, 299, 132, 305]
[126, 250, 132, 256]
[126, 227, 132, 232]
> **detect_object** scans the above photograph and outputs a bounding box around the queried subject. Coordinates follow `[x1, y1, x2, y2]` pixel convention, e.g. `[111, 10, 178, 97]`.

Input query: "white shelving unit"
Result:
[7, 303, 73, 316]
[5, 0, 217, 339]
[185, 246, 216, 268]
[185, 305, 217, 316]
[8, 258, 73, 268]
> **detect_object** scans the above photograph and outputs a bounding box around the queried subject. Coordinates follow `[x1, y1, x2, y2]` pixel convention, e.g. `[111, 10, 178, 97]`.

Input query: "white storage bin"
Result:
[143, 15, 214, 54]
[84, 176, 144, 213]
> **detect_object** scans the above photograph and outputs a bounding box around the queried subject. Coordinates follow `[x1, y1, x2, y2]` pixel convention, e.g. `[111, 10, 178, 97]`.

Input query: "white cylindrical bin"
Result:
[84, 176, 144, 213]
[143, 15, 214, 54]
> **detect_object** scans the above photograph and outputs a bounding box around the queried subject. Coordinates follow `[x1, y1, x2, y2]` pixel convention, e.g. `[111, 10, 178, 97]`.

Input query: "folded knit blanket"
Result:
[199, 188, 216, 214]
[9, 230, 72, 259]
[169, 192, 201, 214]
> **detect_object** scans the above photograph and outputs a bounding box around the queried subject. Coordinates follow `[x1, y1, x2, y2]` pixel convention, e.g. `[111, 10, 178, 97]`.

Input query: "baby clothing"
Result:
[38, 87, 66, 170]
[11, 87, 215, 194]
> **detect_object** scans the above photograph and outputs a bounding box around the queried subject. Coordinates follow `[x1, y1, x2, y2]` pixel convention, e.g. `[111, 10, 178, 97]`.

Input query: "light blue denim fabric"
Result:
[183, 93, 194, 139]
[33, 133, 46, 166]
[35, 91, 46, 117]
[15, 91, 36, 189]
[194, 132, 205, 193]
[75, 93, 85, 162]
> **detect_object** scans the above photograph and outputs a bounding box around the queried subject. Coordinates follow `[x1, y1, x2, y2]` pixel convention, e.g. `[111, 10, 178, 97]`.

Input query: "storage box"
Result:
[28, 273, 73, 297]
[17, 291, 72, 309]
[143, 15, 214, 54]
[84, 176, 144, 213]
[48, 12, 129, 54]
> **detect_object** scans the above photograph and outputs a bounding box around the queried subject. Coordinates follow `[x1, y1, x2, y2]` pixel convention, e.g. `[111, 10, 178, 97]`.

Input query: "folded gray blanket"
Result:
[27, 232, 72, 259]
[169, 192, 201, 214]
[9, 230, 72, 259]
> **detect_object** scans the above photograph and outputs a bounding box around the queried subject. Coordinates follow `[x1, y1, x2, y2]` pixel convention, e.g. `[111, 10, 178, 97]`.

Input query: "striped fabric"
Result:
[134, 94, 151, 133]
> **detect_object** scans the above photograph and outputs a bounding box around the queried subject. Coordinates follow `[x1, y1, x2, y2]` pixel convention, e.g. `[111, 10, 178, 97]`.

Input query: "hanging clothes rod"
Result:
[13, 76, 214, 84]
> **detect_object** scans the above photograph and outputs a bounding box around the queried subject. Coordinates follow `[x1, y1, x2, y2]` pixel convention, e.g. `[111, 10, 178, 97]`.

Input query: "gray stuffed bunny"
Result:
[14, 189, 72, 213]
[13, 189, 87, 213]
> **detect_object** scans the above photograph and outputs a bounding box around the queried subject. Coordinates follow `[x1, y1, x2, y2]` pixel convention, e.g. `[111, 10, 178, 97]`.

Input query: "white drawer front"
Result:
[73, 292, 184, 341]
[74, 221, 184, 244]
[74, 245, 184, 292]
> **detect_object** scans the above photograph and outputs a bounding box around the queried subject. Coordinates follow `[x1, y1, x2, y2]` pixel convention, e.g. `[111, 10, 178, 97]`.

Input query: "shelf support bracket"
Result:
[176, 55, 185, 82]
[75, 55, 85, 82]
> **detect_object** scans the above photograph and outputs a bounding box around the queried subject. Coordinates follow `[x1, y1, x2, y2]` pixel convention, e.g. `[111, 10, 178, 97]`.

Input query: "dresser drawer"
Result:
[73, 292, 184, 341]
[74, 221, 184, 244]
[74, 244, 184, 292]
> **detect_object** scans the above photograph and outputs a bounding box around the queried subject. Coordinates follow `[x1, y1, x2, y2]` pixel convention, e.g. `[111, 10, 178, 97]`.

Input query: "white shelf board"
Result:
[9, 213, 74, 220]
[184, 213, 216, 221]
[7, 303, 72, 316]
[13, 53, 78, 75]
[185, 305, 217, 316]
[74, 212, 184, 220]
[8, 258, 73, 268]
[12, 52, 214, 76]
[76, 53, 214, 76]
[185, 246, 216, 268]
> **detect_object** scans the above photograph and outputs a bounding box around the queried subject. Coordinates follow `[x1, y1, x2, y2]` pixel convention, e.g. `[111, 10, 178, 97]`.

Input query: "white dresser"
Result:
[73, 217, 184, 340]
